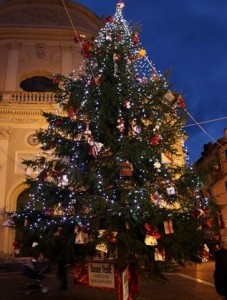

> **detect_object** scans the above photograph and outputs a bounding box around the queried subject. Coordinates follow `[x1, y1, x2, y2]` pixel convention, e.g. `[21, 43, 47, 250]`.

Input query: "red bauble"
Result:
[133, 34, 139, 45]
[177, 96, 185, 108]
[67, 106, 74, 119]
[74, 34, 86, 44]
[55, 119, 62, 126]
[150, 134, 160, 146]
[105, 16, 113, 23]
[128, 53, 134, 61]
[91, 77, 100, 85]
[81, 40, 93, 58]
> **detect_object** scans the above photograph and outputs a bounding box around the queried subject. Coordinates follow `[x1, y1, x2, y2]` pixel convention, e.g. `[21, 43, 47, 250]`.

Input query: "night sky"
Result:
[74, 0, 227, 163]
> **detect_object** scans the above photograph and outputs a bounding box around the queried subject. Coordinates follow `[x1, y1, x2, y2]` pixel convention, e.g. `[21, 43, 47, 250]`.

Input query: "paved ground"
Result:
[0, 260, 221, 300]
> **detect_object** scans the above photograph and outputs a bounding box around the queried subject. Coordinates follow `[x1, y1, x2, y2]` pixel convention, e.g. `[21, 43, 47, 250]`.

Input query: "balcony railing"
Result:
[0, 91, 56, 103]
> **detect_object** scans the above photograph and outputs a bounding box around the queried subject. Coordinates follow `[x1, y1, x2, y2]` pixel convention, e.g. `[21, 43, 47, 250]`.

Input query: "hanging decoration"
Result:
[167, 186, 175, 195]
[119, 161, 133, 177]
[163, 220, 174, 234]
[67, 106, 75, 119]
[3, 212, 16, 228]
[161, 152, 173, 164]
[163, 91, 175, 102]
[116, 118, 125, 133]
[154, 247, 166, 261]
[137, 48, 146, 59]
[150, 134, 160, 146]
[144, 223, 161, 246]
[74, 225, 89, 244]
[177, 95, 185, 108]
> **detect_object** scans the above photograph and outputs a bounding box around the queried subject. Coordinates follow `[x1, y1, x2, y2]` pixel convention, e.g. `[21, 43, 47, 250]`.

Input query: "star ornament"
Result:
[117, 0, 125, 9]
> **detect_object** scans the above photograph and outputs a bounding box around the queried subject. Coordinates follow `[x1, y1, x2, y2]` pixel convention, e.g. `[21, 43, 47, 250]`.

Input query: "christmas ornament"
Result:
[116, 118, 125, 133]
[154, 247, 166, 261]
[161, 152, 173, 164]
[177, 95, 185, 108]
[135, 75, 142, 83]
[137, 48, 146, 59]
[74, 225, 89, 244]
[3, 212, 16, 228]
[91, 77, 101, 85]
[128, 53, 134, 61]
[32, 241, 39, 248]
[132, 123, 141, 135]
[3, 218, 15, 228]
[192, 208, 204, 218]
[74, 34, 86, 44]
[60, 155, 70, 165]
[203, 217, 213, 228]
[133, 33, 139, 45]
[117, 0, 125, 10]
[150, 192, 160, 204]
[59, 174, 69, 186]
[24, 218, 29, 227]
[95, 229, 108, 253]
[113, 52, 120, 61]
[167, 186, 175, 195]
[113, 53, 119, 77]
[120, 161, 133, 177]
[53, 203, 65, 216]
[153, 161, 161, 169]
[163, 91, 175, 102]
[123, 99, 131, 109]
[163, 220, 174, 234]
[88, 140, 104, 158]
[44, 209, 51, 217]
[197, 244, 210, 263]
[80, 163, 86, 172]
[105, 16, 114, 23]
[131, 119, 141, 135]
[81, 40, 93, 58]
[54, 119, 62, 126]
[144, 223, 161, 246]
[67, 106, 74, 119]
[150, 134, 160, 146]
[84, 123, 92, 140]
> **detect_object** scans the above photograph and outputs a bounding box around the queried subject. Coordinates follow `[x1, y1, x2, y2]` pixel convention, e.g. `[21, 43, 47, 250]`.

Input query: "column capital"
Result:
[0, 127, 12, 140]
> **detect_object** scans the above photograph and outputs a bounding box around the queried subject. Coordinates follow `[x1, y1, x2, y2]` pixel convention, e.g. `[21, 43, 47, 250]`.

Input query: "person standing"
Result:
[214, 238, 227, 299]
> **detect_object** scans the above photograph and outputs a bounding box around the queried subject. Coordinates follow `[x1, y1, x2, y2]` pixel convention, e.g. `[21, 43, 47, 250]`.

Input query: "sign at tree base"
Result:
[73, 260, 139, 300]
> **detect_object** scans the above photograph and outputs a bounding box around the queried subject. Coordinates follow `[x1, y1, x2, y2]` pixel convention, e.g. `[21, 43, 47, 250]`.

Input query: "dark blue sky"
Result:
[75, 0, 227, 163]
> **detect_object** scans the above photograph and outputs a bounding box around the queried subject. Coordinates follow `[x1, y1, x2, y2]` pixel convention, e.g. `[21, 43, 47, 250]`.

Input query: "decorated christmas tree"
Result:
[16, 0, 219, 281]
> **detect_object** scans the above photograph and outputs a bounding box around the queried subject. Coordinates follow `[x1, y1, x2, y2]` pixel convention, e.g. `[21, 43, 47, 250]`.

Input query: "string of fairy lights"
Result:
[61, 0, 226, 153]
[6, 0, 216, 231]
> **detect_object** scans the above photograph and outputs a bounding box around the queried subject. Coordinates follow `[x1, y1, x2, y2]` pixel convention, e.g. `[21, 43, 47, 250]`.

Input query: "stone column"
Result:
[60, 44, 73, 76]
[0, 128, 11, 257]
[5, 42, 21, 91]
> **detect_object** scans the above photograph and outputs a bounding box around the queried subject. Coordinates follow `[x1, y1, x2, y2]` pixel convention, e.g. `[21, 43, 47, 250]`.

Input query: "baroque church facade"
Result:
[0, 0, 102, 258]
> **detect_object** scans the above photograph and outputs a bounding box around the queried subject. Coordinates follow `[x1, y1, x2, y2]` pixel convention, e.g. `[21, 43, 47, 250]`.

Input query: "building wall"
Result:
[195, 132, 227, 243]
[0, 0, 102, 259]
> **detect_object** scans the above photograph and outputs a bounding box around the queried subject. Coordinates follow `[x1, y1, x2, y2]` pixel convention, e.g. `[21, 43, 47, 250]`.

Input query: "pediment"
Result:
[0, 0, 103, 33]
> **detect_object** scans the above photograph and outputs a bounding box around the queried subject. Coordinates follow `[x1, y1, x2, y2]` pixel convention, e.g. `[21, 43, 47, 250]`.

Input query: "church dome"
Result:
[0, 0, 103, 39]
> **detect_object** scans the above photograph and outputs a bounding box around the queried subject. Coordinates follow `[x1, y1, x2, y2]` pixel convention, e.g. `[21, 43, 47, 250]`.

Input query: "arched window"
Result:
[15, 189, 33, 257]
[20, 76, 56, 92]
